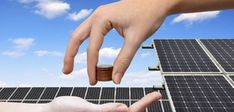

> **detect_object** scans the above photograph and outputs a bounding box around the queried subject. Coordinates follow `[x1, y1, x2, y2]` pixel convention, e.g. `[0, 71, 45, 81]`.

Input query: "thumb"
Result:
[98, 103, 128, 112]
[113, 32, 143, 84]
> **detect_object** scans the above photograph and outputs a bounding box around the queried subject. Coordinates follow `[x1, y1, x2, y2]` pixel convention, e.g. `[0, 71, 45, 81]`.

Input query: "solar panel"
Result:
[0, 87, 172, 112]
[230, 76, 234, 81]
[165, 75, 234, 112]
[154, 39, 220, 73]
[201, 39, 234, 73]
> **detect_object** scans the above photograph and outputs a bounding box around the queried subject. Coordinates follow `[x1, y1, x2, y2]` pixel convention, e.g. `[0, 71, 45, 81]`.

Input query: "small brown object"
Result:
[96, 65, 113, 81]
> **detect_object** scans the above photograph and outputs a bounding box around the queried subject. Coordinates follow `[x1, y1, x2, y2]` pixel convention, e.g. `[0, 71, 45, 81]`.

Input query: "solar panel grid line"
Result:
[17, 88, 31, 102]
[174, 40, 192, 72]
[187, 40, 204, 72]
[163, 77, 180, 112]
[113, 87, 117, 102]
[83, 87, 88, 99]
[6, 88, 17, 102]
[197, 39, 227, 73]
[223, 75, 234, 88]
[36, 87, 47, 103]
[167, 40, 182, 72]
[154, 39, 220, 73]
[200, 39, 234, 73]
[70, 87, 75, 96]
[142, 87, 149, 112]
[98, 87, 103, 104]
[195, 75, 232, 112]
[159, 97, 165, 112]
[165, 75, 234, 112]
[54, 87, 61, 98]
[9, 88, 30, 100]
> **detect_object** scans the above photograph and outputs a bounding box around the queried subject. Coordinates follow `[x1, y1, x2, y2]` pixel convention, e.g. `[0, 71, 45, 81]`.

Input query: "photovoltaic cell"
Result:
[40, 87, 59, 99]
[71, 87, 86, 98]
[154, 39, 220, 72]
[0, 87, 171, 112]
[100, 87, 115, 99]
[201, 39, 234, 72]
[25, 87, 44, 99]
[130, 88, 144, 99]
[85, 87, 101, 99]
[56, 87, 73, 97]
[9, 88, 30, 99]
[148, 102, 163, 112]
[116, 88, 129, 99]
[165, 75, 234, 112]
[0, 88, 16, 99]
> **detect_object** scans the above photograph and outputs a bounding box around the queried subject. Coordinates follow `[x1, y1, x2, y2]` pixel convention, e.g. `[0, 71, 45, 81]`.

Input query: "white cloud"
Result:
[75, 47, 121, 64]
[17, 0, 34, 4]
[99, 47, 121, 58]
[68, 9, 93, 21]
[140, 52, 151, 58]
[0, 81, 7, 87]
[10, 38, 35, 50]
[60, 67, 87, 79]
[34, 50, 63, 57]
[34, 0, 70, 19]
[2, 51, 25, 58]
[2, 38, 35, 58]
[172, 11, 221, 24]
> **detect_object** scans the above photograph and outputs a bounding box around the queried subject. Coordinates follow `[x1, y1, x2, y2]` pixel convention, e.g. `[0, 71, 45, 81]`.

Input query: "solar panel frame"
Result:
[200, 39, 234, 73]
[153, 39, 221, 74]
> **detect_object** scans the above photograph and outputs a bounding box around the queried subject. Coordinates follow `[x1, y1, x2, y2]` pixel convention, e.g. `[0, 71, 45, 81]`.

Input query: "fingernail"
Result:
[114, 73, 122, 84]
[116, 105, 127, 112]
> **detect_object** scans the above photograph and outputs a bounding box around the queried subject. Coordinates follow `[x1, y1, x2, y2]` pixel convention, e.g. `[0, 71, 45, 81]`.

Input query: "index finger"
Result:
[63, 18, 91, 74]
[129, 92, 161, 112]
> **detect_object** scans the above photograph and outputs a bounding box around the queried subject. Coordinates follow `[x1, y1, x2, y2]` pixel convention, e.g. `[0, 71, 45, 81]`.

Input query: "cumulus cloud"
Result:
[140, 52, 151, 58]
[75, 47, 121, 64]
[2, 38, 35, 58]
[172, 11, 221, 25]
[2, 51, 25, 58]
[35, 0, 70, 19]
[34, 50, 63, 57]
[10, 38, 35, 50]
[68, 9, 93, 21]
[60, 67, 87, 79]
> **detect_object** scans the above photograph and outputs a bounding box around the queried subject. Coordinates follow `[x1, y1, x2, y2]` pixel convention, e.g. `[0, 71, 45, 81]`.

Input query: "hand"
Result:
[45, 91, 161, 112]
[63, 0, 174, 85]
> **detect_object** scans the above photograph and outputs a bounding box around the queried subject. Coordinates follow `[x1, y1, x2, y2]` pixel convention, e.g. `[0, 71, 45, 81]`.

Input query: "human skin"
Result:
[62, 0, 234, 85]
[1, 0, 234, 112]
[0, 92, 161, 112]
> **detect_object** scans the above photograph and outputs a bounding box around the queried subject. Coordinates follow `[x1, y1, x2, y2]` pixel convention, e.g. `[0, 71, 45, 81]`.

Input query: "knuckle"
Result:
[91, 6, 107, 24]
[114, 58, 130, 72]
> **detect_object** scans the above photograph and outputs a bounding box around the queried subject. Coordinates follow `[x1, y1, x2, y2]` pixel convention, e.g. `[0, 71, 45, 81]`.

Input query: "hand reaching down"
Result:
[63, 0, 234, 85]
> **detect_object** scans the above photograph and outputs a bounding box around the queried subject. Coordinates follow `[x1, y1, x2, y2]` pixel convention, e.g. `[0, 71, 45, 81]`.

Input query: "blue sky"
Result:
[0, 0, 234, 87]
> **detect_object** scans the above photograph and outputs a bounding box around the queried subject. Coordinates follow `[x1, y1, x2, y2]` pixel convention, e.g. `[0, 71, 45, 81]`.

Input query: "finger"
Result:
[129, 92, 161, 112]
[87, 18, 112, 85]
[63, 18, 91, 74]
[97, 103, 128, 112]
[112, 32, 143, 84]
